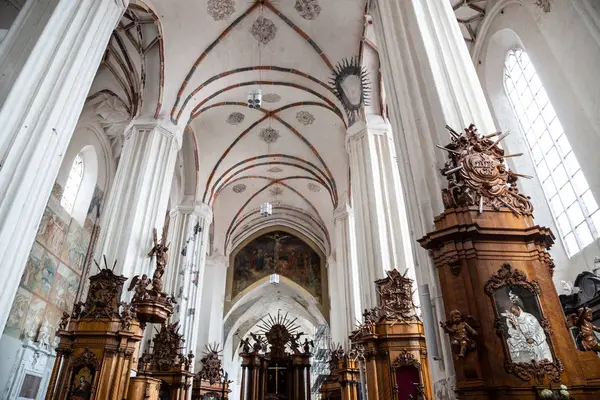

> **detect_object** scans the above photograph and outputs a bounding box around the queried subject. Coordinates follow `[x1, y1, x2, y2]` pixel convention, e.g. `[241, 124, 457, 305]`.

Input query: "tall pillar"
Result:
[347, 119, 415, 309]
[197, 253, 228, 353]
[0, 0, 127, 334]
[371, 0, 498, 387]
[94, 118, 183, 279]
[332, 201, 361, 341]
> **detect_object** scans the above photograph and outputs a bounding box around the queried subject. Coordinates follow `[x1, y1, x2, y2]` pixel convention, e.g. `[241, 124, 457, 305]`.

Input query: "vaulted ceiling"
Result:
[451, 0, 489, 46]
[148, 0, 369, 257]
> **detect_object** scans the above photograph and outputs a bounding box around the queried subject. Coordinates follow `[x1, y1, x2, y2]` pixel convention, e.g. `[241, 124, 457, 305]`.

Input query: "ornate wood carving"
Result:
[80, 267, 127, 319]
[72, 348, 101, 369]
[376, 269, 419, 323]
[505, 359, 564, 383]
[197, 344, 226, 385]
[484, 263, 540, 296]
[440, 310, 478, 358]
[141, 322, 193, 372]
[390, 349, 421, 371]
[439, 124, 533, 216]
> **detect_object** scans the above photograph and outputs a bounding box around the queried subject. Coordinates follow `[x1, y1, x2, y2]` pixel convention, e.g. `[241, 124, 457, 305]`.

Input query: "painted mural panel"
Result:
[3, 184, 103, 341]
[233, 231, 322, 301]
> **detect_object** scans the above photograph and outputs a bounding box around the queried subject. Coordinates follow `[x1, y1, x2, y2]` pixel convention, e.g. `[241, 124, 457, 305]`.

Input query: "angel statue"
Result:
[148, 215, 170, 285]
[441, 310, 478, 358]
[568, 307, 600, 352]
[128, 274, 152, 301]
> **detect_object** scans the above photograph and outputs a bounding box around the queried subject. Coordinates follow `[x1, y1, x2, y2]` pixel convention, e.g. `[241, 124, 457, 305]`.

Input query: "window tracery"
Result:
[504, 49, 598, 257]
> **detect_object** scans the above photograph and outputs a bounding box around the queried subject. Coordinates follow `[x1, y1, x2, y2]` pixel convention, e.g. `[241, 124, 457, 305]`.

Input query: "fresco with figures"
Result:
[233, 231, 322, 301]
[4, 184, 103, 342]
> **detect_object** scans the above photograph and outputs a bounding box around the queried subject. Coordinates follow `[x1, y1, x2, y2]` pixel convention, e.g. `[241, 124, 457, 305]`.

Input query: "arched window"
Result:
[504, 49, 599, 257]
[61, 154, 85, 215]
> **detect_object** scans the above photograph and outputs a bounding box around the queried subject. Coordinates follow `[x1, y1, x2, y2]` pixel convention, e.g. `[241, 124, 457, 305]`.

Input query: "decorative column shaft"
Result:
[197, 253, 228, 353]
[347, 120, 414, 308]
[371, 0, 499, 381]
[332, 201, 362, 341]
[0, 0, 127, 334]
[94, 118, 182, 279]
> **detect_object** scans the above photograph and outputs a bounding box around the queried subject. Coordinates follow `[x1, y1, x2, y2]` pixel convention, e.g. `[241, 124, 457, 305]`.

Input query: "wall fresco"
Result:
[2, 184, 103, 341]
[232, 231, 323, 301]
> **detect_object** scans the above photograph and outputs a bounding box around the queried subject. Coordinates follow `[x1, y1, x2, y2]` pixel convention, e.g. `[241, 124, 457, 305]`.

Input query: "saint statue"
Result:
[148, 215, 170, 293]
[503, 305, 552, 363]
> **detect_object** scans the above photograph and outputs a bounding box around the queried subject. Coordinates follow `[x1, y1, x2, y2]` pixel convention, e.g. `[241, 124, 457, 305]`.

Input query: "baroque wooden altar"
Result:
[351, 269, 432, 400]
[418, 125, 600, 399]
[239, 313, 313, 400]
[135, 322, 195, 400]
[319, 345, 361, 400]
[192, 344, 231, 399]
[46, 269, 143, 400]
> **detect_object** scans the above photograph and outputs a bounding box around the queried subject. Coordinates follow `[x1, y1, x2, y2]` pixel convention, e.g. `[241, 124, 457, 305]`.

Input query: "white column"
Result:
[94, 118, 183, 279]
[0, 0, 127, 334]
[332, 200, 361, 340]
[371, 0, 498, 385]
[347, 120, 414, 308]
[181, 204, 212, 362]
[196, 253, 228, 354]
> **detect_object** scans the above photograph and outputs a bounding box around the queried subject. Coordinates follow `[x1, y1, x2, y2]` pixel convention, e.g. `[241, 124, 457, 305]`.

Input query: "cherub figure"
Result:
[303, 338, 314, 354]
[568, 307, 600, 352]
[289, 332, 303, 354]
[58, 311, 70, 331]
[440, 310, 478, 358]
[240, 337, 251, 353]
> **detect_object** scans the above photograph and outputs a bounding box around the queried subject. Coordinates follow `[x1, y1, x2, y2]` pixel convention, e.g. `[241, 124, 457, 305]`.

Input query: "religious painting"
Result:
[50, 263, 79, 310]
[232, 231, 322, 300]
[36, 206, 68, 257]
[491, 285, 553, 364]
[45, 304, 63, 342]
[20, 243, 57, 299]
[71, 367, 93, 400]
[484, 263, 562, 382]
[5, 288, 32, 338]
[66, 221, 90, 274]
[23, 297, 47, 339]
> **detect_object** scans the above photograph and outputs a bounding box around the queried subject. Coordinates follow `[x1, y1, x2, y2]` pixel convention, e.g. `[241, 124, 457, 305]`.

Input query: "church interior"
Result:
[2, 0, 600, 399]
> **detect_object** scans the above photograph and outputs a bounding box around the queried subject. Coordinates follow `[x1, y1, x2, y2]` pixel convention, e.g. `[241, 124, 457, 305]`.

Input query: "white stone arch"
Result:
[476, 6, 600, 281]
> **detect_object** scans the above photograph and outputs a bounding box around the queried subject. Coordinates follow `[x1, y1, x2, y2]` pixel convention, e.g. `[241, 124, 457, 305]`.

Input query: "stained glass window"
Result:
[60, 154, 84, 215]
[504, 48, 598, 257]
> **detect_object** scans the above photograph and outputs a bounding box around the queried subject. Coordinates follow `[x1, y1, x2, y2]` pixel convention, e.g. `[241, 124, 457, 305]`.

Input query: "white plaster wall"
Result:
[0, 335, 22, 397]
[476, 2, 600, 285]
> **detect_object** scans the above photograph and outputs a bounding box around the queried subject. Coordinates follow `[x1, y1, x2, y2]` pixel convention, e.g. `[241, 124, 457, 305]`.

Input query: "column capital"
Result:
[334, 201, 353, 222]
[206, 252, 228, 267]
[346, 121, 368, 142]
[172, 202, 213, 223]
[125, 117, 184, 149]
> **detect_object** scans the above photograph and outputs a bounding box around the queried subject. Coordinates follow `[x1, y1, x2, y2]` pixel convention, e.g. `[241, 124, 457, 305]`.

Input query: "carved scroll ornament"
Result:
[390, 349, 421, 371]
[439, 124, 533, 216]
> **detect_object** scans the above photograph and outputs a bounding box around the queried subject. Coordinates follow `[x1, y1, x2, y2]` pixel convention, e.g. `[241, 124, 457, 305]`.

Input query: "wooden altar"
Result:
[419, 125, 600, 399]
[351, 269, 431, 400]
[192, 344, 231, 399]
[319, 345, 361, 400]
[46, 268, 143, 400]
[239, 313, 313, 400]
[136, 322, 195, 400]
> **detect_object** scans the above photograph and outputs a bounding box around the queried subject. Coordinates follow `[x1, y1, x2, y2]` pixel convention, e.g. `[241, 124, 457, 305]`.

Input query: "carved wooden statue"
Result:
[568, 307, 600, 352]
[440, 310, 478, 358]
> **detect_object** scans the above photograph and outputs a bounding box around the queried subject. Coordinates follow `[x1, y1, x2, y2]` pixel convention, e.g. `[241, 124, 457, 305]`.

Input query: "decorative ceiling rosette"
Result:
[270, 186, 284, 196]
[226, 112, 245, 125]
[262, 93, 281, 103]
[260, 127, 280, 143]
[207, 0, 236, 21]
[294, 0, 322, 20]
[267, 167, 283, 173]
[329, 57, 371, 125]
[250, 17, 277, 45]
[307, 183, 321, 192]
[296, 111, 315, 126]
[233, 184, 247, 193]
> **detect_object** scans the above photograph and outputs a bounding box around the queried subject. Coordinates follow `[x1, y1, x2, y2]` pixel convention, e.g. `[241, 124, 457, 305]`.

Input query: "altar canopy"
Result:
[238, 313, 312, 400]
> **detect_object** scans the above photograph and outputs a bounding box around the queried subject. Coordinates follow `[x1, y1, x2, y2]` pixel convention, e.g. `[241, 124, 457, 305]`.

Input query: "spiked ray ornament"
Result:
[329, 57, 371, 125]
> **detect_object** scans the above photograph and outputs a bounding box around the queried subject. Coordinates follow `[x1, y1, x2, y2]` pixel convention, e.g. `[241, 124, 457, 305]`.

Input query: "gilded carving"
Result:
[390, 349, 421, 370]
[439, 124, 533, 216]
